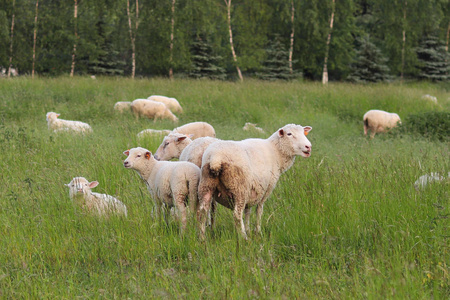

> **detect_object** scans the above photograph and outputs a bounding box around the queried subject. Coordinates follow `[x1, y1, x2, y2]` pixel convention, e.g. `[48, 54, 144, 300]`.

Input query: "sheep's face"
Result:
[65, 177, 98, 200]
[277, 124, 312, 158]
[154, 133, 191, 161]
[46, 112, 60, 122]
[123, 147, 153, 169]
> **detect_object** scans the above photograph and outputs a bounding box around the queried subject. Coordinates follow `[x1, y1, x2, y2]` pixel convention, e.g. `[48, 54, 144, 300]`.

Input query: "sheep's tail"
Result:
[363, 118, 369, 135]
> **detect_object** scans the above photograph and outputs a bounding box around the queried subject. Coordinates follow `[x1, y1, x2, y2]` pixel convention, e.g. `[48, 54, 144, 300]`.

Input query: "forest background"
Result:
[0, 0, 449, 81]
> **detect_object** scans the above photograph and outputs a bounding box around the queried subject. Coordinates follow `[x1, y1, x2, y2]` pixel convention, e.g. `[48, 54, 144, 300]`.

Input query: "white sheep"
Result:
[123, 147, 201, 232]
[363, 109, 401, 138]
[65, 177, 127, 217]
[46, 112, 93, 133]
[243, 122, 265, 134]
[130, 99, 178, 122]
[172, 121, 216, 139]
[197, 124, 312, 240]
[114, 101, 131, 113]
[148, 95, 183, 113]
[414, 172, 449, 190]
[137, 128, 172, 139]
[421, 94, 438, 104]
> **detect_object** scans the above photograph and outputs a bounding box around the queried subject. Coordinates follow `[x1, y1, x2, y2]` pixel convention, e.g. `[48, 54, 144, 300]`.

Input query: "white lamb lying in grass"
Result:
[414, 172, 449, 190]
[46, 112, 92, 133]
[137, 129, 172, 139]
[65, 177, 127, 217]
[114, 101, 131, 113]
[197, 123, 312, 240]
[172, 121, 216, 139]
[243, 122, 265, 134]
[123, 147, 200, 232]
[148, 95, 183, 113]
[363, 109, 401, 138]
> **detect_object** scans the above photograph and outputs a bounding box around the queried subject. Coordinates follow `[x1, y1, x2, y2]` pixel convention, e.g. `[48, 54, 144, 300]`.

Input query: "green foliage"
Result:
[416, 33, 450, 81]
[189, 36, 226, 80]
[397, 111, 450, 141]
[347, 35, 392, 83]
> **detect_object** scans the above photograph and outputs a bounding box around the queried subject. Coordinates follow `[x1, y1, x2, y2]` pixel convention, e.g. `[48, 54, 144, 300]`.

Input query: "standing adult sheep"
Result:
[363, 109, 401, 138]
[130, 99, 178, 123]
[148, 95, 183, 113]
[172, 121, 216, 139]
[197, 123, 312, 240]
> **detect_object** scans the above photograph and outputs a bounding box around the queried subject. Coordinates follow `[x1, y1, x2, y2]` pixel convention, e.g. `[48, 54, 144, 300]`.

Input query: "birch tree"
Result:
[127, 0, 140, 79]
[224, 0, 243, 81]
[32, 0, 39, 79]
[400, 0, 407, 82]
[7, 0, 16, 78]
[288, 0, 295, 74]
[70, 0, 78, 77]
[322, 0, 335, 84]
[169, 0, 176, 79]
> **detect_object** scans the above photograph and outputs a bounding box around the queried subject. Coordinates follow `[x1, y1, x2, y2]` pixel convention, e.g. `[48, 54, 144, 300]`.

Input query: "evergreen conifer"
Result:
[416, 33, 450, 81]
[189, 36, 226, 80]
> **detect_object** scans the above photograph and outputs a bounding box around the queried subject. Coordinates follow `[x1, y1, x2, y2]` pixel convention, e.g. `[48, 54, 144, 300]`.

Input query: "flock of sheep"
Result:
[46, 94, 447, 240]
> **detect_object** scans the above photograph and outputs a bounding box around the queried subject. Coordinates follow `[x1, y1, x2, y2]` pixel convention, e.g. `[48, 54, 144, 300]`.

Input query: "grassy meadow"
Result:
[0, 77, 449, 299]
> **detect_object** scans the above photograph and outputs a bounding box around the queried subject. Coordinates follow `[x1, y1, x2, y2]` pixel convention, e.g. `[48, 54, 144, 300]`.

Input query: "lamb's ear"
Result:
[145, 151, 152, 159]
[123, 150, 130, 156]
[304, 126, 312, 136]
[56, 114, 60, 118]
[89, 181, 99, 189]
[64, 183, 69, 187]
[278, 129, 285, 137]
[177, 136, 188, 142]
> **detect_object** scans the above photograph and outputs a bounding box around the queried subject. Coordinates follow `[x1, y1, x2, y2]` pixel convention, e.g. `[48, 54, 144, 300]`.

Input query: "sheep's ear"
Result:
[304, 126, 312, 136]
[177, 136, 187, 142]
[278, 129, 285, 137]
[123, 150, 130, 156]
[89, 181, 99, 189]
[56, 114, 60, 118]
[64, 183, 69, 187]
[145, 151, 152, 159]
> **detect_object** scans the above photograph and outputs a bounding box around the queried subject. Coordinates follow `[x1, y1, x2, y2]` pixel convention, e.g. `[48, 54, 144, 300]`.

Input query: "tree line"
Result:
[0, 0, 449, 81]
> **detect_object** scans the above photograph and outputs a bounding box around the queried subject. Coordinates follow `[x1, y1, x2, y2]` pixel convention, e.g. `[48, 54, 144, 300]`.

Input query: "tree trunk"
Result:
[127, 0, 139, 79]
[7, 0, 16, 78]
[289, 0, 295, 74]
[322, 0, 335, 85]
[400, 0, 407, 82]
[169, 0, 176, 79]
[70, 0, 78, 77]
[446, 20, 449, 52]
[224, 0, 243, 81]
[32, 0, 39, 79]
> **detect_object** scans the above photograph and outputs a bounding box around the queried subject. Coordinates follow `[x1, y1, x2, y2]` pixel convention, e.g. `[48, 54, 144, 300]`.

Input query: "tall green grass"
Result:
[0, 77, 448, 298]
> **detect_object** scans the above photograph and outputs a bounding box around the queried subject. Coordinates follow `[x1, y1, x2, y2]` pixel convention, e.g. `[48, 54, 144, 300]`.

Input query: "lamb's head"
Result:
[392, 113, 402, 126]
[154, 133, 193, 161]
[65, 177, 98, 201]
[274, 124, 312, 158]
[123, 147, 154, 170]
[46, 112, 60, 122]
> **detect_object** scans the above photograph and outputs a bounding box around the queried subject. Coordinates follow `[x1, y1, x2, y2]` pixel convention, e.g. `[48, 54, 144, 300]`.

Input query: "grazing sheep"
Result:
[130, 99, 178, 122]
[65, 177, 127, 217]
[421, 94, 438, 104]
[363, 109, 401, 138]
[243, 122, 265, 134]
[123, 147, 200, 232]
[172, 121, 216, 139]
[197, 124, 312, 240]
[414, 172, 449, 190]
[148, 95, 183, 113]
[46, 112, 92, 133]
[114, 101, 131, 113]
[137, 128, 172, 139]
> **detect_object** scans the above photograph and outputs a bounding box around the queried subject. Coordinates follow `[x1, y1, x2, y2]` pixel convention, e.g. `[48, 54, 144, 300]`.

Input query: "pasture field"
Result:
[0, 77, 449, 299]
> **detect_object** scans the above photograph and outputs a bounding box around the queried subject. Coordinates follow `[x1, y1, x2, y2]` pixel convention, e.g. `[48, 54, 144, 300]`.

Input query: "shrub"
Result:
[397, 111, 450, 141]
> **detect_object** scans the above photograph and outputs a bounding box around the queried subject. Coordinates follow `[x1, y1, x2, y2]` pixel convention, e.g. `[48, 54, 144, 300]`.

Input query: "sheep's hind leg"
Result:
[256, 203, 264, 235]
[175, 194, 187, 234]
[233, 197, 248, 240]
[197, 191, 213, 241]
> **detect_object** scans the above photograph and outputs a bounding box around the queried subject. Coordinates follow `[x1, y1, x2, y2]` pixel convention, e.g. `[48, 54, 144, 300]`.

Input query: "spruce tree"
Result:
[347, 36, 391, 83]
[189, 36, 226, 80]
[416, 33, 450, 81]
[257, 35, 300, 81]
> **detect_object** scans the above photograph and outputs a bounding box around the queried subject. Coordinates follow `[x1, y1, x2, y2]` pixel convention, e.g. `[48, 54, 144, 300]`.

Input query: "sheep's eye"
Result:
[287, 133, 292, 136]
[137, 154, 141, 158]
[165, 142, 169, 147]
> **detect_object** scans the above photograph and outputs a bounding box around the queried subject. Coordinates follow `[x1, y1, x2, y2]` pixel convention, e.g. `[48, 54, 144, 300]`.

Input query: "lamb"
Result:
[46, 112, 93, 133]
[172, 121, 216, 139]
[154, 133, 218, 167]
[197, 123, 312, 240]
[130, 99, 178, 122]
[65, 177, 127, 217]
[137, 128, 172, 139]
[363, 109, 401, 138]
[148, 95, 183, 113]
[243, 122, 265, 134]
[123, 147, 201, 232]
[114, 101, 131, 113]
[421, 94, 438, 104]
[414, 172, 449, 190]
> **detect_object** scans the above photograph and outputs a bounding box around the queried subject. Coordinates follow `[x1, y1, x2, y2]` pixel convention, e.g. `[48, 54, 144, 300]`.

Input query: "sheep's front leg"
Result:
[256, 203, 264, 234]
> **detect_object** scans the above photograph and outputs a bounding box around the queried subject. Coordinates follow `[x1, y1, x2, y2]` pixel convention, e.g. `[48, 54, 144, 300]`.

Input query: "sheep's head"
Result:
[123, 147, 153, 169]
[154, 133, 193, 161]
[276, 124, 312, 158]
[65, 177, 98, 201]
[46, 112, 60, 122]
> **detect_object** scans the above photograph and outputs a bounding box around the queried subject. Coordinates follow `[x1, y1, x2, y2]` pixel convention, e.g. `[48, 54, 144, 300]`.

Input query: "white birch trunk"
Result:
[70, 0, 78, 77]
[400, 0, 407, 82]
[169, 0, 176, 79]
[32, 0, 39, 79]
[7, 0, 16, 78]
[289, 0, 295, 74]
[322, 0, 335, 85]
[127, 0, 139, 79]
[224, 0, 243, 82]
